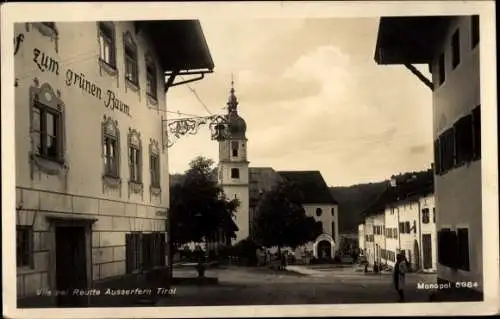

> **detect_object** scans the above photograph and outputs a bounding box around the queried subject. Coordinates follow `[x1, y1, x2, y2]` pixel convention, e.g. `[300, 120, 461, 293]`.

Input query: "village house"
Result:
[357, 223, 366, 257]
[360, 169, 435, 272]
[374, 15, 483, 300]
[14, 20, 214, 307]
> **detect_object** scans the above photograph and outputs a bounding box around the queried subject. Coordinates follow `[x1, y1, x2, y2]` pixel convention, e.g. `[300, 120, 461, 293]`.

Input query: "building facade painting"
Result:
[14, 20, 214, 306]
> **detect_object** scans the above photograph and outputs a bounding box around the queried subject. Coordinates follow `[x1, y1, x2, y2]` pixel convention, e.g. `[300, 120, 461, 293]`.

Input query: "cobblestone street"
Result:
[156, 265, 437, 306]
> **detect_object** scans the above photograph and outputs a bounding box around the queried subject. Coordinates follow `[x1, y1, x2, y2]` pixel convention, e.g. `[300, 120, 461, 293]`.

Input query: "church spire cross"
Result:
[227, 73, 238, 113]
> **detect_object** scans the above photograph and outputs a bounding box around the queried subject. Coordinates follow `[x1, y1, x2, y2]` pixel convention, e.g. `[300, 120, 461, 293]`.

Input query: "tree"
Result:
[252, 181, 322, 255]
[169, 156, 239, 253]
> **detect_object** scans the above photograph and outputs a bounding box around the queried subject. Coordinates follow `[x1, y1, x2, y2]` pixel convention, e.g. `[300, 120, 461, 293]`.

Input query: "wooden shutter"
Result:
[125, 234, 132, 273]
[142, 233, 152, 270]
[457, 228, 470, 271]
[472, 105, 481, 159]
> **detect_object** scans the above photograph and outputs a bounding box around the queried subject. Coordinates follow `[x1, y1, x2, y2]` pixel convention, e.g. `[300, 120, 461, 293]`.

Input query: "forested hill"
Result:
[329, 181, 388, 234]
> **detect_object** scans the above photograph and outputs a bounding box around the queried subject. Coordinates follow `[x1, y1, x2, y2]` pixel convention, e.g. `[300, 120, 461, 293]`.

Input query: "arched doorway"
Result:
[317, 240, 332, 260]
[312, 233, 336, 260]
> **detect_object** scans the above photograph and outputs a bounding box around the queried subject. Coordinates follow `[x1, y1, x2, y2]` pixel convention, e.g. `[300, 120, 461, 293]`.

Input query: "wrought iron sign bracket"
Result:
[164, 69, 214, 94]
[161, 114, 229, 150]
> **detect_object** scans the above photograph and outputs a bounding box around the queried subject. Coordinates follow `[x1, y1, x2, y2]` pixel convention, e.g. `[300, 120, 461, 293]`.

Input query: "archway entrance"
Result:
[317, 240, 332, 260]
[312, 233, 336, 260]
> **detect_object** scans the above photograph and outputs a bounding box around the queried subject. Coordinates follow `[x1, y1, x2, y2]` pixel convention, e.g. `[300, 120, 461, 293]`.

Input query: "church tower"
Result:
[218, 79, 250, 244]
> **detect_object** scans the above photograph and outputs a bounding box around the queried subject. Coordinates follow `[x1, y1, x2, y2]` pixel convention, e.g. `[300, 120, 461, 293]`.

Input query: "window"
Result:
[454, 114, 474, 165]
[232, 141, 239, 157]
[103, 135, 119, 177]
[149, 139, 160, 189]
[471, 15, 479, 48]
[98, 22, 116, 67]
[457, 228, 470, 271]
[422, 208, 430, 224]
[439, 127, 455, 172]
[124, 32, 138, 85]
[436, 106, 480, 175]
[128, 129, 142, 183]
[331, 208, 335, 216]
[129, 145, 141, 182]
[472, 105, 481, 160]
[145, 55, 157, 99]
[33, 100, 63, 162]
[438, 53, 445, 85]
[150, 153, 160, 188]
[405, 222, 411, 234]
[331, 221, 335, 239]
[17, 226, 33, 268]
[433, 208, 436, 223]
[437, 228, 458, 268]
[231, 168, 240, 179]
[102, 116, 120, 178]
[451, 29, 460, 69]
[316, 208, 323, 217]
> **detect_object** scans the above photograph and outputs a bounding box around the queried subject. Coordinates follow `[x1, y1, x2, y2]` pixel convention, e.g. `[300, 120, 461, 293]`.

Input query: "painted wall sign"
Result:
[33, 48, 60, 75]
[14, 33, 24, 55]
[31, 47, 131, 117]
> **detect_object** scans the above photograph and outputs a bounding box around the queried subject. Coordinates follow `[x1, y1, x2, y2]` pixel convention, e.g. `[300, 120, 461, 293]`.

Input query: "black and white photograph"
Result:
[1, 1, 499, 318]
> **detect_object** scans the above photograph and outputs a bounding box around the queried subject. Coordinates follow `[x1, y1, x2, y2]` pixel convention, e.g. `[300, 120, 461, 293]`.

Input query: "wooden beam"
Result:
[404, 64, 434, 91]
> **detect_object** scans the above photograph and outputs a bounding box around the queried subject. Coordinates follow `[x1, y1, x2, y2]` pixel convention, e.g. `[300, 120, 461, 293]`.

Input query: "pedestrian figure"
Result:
[393, 253, 408, 302]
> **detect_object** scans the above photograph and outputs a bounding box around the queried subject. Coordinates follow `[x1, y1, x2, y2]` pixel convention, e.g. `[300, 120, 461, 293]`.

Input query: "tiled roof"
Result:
[362, 168, 434, 217]
[248, 167, 282, 207]
[277, 171, 339, 205]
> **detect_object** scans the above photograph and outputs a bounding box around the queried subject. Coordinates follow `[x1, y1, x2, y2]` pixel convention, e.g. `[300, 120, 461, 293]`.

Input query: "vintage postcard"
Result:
[1, 1, 498, 318]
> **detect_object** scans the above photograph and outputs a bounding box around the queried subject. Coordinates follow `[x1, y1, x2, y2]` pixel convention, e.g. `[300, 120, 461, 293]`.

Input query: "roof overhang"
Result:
[374, 16, 454, 65]
[135, 20, 214, 92]
[135, 20, 214, 72]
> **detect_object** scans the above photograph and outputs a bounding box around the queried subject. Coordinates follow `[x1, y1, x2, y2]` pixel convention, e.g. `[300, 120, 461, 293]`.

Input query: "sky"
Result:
[166, 18, 433, 187]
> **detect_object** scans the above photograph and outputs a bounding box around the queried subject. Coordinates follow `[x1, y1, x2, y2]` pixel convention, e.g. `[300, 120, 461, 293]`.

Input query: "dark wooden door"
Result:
[55, 226, 88, 307]
[422, 234, 432, 269]
[317, 240, 331, 260]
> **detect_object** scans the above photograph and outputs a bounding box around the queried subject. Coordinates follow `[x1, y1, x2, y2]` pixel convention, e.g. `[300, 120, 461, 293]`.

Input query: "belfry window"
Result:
[232, 141, 239, 157]
[231, 168, 240, 179]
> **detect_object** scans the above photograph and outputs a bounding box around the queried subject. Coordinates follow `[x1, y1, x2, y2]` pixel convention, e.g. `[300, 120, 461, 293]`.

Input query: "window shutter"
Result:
[126, 234, 133, 273]
[472, 105, 481, 159]
[434, 139, 441, 174]
[457, 228, 470, 271]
